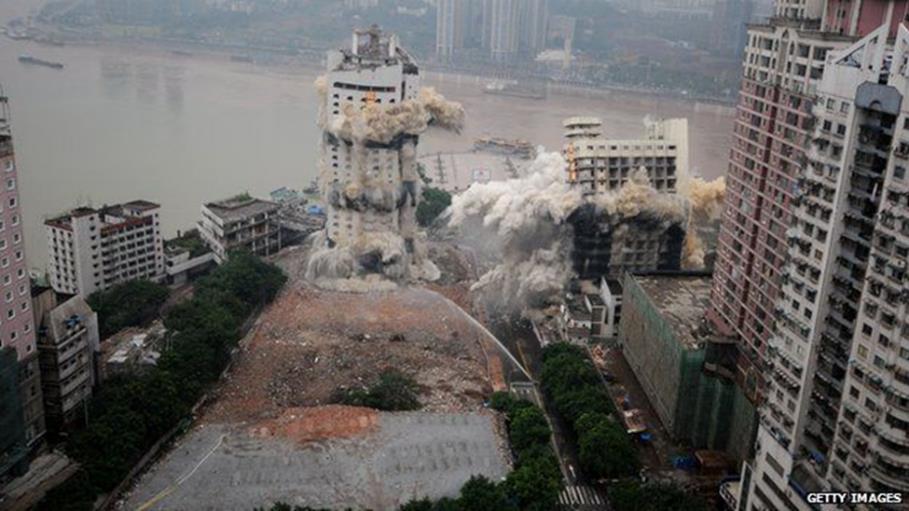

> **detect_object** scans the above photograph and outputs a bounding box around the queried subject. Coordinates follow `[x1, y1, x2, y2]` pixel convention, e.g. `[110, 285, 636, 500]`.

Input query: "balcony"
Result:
[868, 457, 909, 492]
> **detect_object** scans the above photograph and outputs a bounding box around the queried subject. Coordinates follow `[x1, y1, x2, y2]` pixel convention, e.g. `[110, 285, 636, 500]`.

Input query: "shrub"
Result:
[416, 187, 452, 227]
[335, 369, 421, 411]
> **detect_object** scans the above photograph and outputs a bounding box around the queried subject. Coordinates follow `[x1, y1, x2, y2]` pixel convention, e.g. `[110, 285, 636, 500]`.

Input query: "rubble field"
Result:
[202, 281, 498, 423]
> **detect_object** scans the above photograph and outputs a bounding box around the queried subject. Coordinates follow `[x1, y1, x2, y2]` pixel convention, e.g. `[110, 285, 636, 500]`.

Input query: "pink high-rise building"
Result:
[0, 92, 45, 470]
[713, 1, 909, 510]
[709, 0, 909, 403]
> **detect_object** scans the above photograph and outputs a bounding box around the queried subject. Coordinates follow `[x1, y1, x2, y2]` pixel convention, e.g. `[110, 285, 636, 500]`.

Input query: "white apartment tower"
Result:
[563, 116, 688, 194]
[46, 201, 164, 297]
[318, 27, 422, 278]
[742, 23, 909, 511]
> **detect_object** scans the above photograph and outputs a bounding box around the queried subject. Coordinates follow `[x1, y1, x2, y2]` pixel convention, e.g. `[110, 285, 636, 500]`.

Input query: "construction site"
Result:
[122, 242, 521, 510]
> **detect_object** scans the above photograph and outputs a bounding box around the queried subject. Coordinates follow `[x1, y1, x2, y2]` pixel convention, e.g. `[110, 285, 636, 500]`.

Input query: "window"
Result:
[11, 215, 18, 226]
[14, 251, 21, 261]
[3, 161, 12, 172]
[8, 196, 16, 208]
[7, 309, 14, 319]
[5, 291, 12, 303]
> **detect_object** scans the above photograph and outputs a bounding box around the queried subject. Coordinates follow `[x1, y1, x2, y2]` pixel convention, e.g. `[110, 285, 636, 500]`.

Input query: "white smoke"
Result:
[448, 151, 695, 312]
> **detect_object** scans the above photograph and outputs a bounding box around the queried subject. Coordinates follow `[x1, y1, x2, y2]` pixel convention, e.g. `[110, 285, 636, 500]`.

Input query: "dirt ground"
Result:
[202, 244, 507, 426]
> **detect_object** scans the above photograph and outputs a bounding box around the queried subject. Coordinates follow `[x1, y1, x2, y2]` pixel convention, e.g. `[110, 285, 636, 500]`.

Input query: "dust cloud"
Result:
[449, 151, 725, 311]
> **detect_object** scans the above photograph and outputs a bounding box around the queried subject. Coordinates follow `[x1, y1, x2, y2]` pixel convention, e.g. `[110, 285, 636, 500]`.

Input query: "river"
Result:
[0, 0, 735, 270]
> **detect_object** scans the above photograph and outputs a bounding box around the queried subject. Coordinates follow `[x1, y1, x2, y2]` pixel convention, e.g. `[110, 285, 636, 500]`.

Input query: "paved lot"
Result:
[125, 412, 510, 511]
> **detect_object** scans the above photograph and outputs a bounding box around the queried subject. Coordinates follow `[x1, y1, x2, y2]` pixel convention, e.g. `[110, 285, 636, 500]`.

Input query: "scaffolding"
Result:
[621, 273, 757, 463]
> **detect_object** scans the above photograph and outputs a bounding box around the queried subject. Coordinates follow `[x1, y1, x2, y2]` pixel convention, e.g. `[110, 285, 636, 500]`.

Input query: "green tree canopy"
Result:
[88, 279, 170, 338]
[416, 187, 452, 227]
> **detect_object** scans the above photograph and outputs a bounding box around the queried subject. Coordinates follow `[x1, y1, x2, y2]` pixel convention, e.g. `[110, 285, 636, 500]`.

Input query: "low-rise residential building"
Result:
[620, 272, 756, 463]
[45, 201, 165, 297]
[33, 290, 98, 433]
[98, 321, 167, 380]
[163, 230, 215, 286]
[198, 194, 282, 263]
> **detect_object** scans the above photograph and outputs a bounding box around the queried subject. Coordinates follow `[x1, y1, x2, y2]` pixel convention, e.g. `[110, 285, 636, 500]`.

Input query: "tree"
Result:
[575, 413, 638, 479]
[456, 476, 514, 511]
[508, 406, 551, 453]
[398, 498, 434, 511]
[416, 187, 451, 227]
[503, 455, 562, 511]
[88, 280, 170, 338]
[489, 391, 534, 417]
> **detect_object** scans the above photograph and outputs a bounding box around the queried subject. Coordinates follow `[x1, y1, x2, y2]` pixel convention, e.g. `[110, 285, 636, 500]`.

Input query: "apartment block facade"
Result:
[198, 195, 281, 263]
[563, 117, 689, 280]
[563, 116, 688, 194]
[33, 290, 98, 432]
[741, 23, 909, 510]
[46, 201, 165, 297]
[0, 93, 43, 479]
[709, 1, 857, 402]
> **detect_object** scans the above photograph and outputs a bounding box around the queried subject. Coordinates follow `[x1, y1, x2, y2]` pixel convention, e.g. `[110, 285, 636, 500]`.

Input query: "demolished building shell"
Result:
[309, 26, 463, 282]
[563, 118, 692, 280]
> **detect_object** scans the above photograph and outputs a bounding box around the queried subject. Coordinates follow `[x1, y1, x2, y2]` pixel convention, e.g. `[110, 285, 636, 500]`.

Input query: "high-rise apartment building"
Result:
[711, 1, 909, 509]
[476, 0, 548, 62]
[46, 201, 164, 297]
[0, 93, 44, 479]
[739, 22, 909, 510]
[436, 0, 466, 61]
[317, 27, 422, 279]
[709, 0, 854, 401]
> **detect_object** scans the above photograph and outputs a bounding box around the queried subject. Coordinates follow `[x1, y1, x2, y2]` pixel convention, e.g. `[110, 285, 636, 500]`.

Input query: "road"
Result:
[492, 316, 610, 509]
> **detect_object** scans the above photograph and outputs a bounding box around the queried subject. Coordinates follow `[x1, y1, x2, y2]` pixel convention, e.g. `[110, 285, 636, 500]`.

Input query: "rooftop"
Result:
[605, 279, 623, 296]
[204, 194, 279, 222]
[634, 273, 712, 349]
[45, 200, 160, 229]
